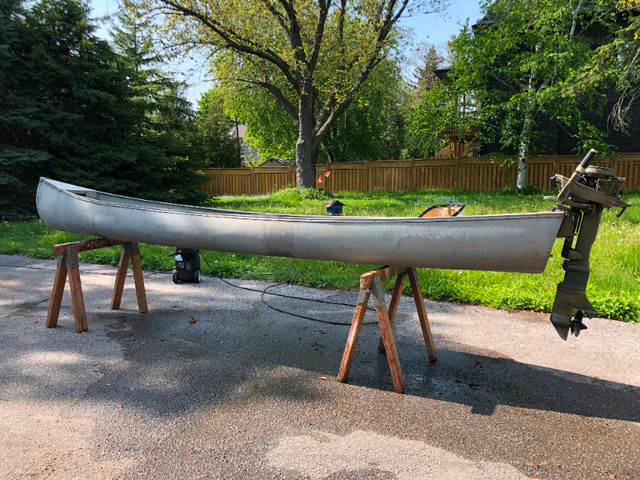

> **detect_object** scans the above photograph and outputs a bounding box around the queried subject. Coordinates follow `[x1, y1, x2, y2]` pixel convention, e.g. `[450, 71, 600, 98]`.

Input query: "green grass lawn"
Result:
[1, 187, 638, 322]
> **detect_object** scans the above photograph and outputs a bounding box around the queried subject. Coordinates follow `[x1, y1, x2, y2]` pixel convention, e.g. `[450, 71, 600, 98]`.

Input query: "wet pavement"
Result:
[0, 254, 639, 479]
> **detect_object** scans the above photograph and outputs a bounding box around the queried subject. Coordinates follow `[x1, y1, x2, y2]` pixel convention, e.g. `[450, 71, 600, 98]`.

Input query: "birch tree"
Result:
[425, 0, 617, 189]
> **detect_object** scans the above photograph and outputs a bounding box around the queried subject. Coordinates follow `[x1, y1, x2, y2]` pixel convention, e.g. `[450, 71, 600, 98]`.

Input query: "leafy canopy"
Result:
[142, 0, 443, 186]
[416, 0, 620, 187]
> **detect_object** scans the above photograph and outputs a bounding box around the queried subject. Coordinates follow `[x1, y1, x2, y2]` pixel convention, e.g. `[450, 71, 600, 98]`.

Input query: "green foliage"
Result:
[0, 0, 49, 219]
[592, 293, 640, 322]
[144, 0, 444, 186]
[321, 58, 410, 162]
[417, 0, 621, 184]
[0, 149, 51, 219]
[214, 52, 298, 162]
[405, 45, 448, 158]
[108, 2, 208, 204]
[409, 45, 445, 101]
[191, 89, 241, 168]
[217, 55, 411, 163]
[405, 97, 447, 158]
[570, 5, 640, 134]
[13, 0, 138, 195]
[0, 0, 207, 218]
[214, 51, 411, 164]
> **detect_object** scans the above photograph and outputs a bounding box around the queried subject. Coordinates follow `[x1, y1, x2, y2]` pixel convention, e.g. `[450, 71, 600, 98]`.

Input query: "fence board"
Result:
[199, 154, 640, 196]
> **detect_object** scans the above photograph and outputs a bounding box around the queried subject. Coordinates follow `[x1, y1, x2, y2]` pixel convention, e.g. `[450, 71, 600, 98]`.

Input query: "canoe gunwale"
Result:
[38, 177, 565, 226]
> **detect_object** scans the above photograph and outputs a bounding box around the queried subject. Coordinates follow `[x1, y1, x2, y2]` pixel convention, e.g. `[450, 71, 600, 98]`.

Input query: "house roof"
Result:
[434, 68, 452, 83]
[258, 157, 295, 167]
[324, 199, 344, 208]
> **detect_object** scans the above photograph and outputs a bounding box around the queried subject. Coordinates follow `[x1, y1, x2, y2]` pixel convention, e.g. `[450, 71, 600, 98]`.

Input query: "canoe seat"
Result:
[419, 203, 465, 218]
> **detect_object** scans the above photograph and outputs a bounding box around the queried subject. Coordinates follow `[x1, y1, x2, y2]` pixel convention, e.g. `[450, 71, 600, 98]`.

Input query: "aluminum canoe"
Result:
[36, 177, 565, 273]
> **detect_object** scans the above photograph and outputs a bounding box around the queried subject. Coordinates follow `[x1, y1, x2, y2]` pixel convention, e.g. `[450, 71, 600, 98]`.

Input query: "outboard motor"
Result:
[550, 150, 630, 339]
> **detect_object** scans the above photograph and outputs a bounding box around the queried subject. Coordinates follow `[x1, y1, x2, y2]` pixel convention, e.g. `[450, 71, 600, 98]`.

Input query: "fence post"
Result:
[364, 161, 370, 192]
[217, 167, 222, 196]
[410, 159, 416, 191]
[250, 167, 255, 195]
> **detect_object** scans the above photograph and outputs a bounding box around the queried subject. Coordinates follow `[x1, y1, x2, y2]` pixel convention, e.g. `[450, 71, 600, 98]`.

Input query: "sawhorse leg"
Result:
[46, 255, 67, 329]
[46, 246, 87, 333]
[408, 267, 437, 362]
[338, 289, 371, 384]
[370, 275, 405, 393]
[378, 270, 407, 352]
[111, 242, 148, 313]
[377, 268, 436, 361]
[338, 266, 436, 393]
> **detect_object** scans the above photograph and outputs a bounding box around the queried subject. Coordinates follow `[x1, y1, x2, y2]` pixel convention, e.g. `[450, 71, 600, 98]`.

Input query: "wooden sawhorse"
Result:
[46, 238, 148, 333]
[338, 266, 437, 393]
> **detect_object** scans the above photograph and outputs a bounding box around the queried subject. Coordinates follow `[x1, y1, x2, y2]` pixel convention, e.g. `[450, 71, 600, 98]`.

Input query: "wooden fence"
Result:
[199, 154, 640, 196]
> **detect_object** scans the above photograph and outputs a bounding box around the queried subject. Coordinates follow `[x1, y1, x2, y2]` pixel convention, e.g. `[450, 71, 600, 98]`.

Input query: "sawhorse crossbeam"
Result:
[338, 266, 437, 393]
[47, 238, 148, 333]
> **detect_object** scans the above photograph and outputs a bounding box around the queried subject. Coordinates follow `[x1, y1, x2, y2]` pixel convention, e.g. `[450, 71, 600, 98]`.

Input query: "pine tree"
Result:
[410, 45, 445, 104]
[0, 0, 207, 216]
[13, 0, 144, 193]
[109, 1, 207, 204]
[0, 0, 51, 218]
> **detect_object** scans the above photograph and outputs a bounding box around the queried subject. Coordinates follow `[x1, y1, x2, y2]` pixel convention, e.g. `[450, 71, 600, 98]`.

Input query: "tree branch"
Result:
[245, 78, 299, 127]
[157, 0, 301, 94]
[276, 0, 306, 69]
[258, 0, 290, 36]
[308, 0, 330, 74]
[315, 0, 408, 138]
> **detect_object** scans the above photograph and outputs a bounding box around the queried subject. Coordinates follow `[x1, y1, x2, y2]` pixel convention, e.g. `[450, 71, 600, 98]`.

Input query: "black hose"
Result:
[198, 251, 378, 326]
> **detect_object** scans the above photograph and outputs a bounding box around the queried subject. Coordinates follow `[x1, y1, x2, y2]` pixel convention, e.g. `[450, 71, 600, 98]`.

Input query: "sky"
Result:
[89, 0, 484, 105]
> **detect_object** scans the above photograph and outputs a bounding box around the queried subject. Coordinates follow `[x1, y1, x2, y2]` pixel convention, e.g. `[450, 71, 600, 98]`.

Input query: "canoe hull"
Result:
[36, 178, 565, 273]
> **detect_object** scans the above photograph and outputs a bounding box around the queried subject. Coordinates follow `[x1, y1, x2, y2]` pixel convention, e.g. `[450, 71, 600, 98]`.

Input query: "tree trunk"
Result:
[517, 57, 538, 190]
[295, 95, 321, 188]
[295, 133, 320, 188]
[517, 105, 533, 189]
[517, 134, 530, 190]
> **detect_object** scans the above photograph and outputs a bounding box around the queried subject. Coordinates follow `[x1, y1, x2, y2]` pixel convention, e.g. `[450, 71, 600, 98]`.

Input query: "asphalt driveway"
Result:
[1, 254, 638, 479]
